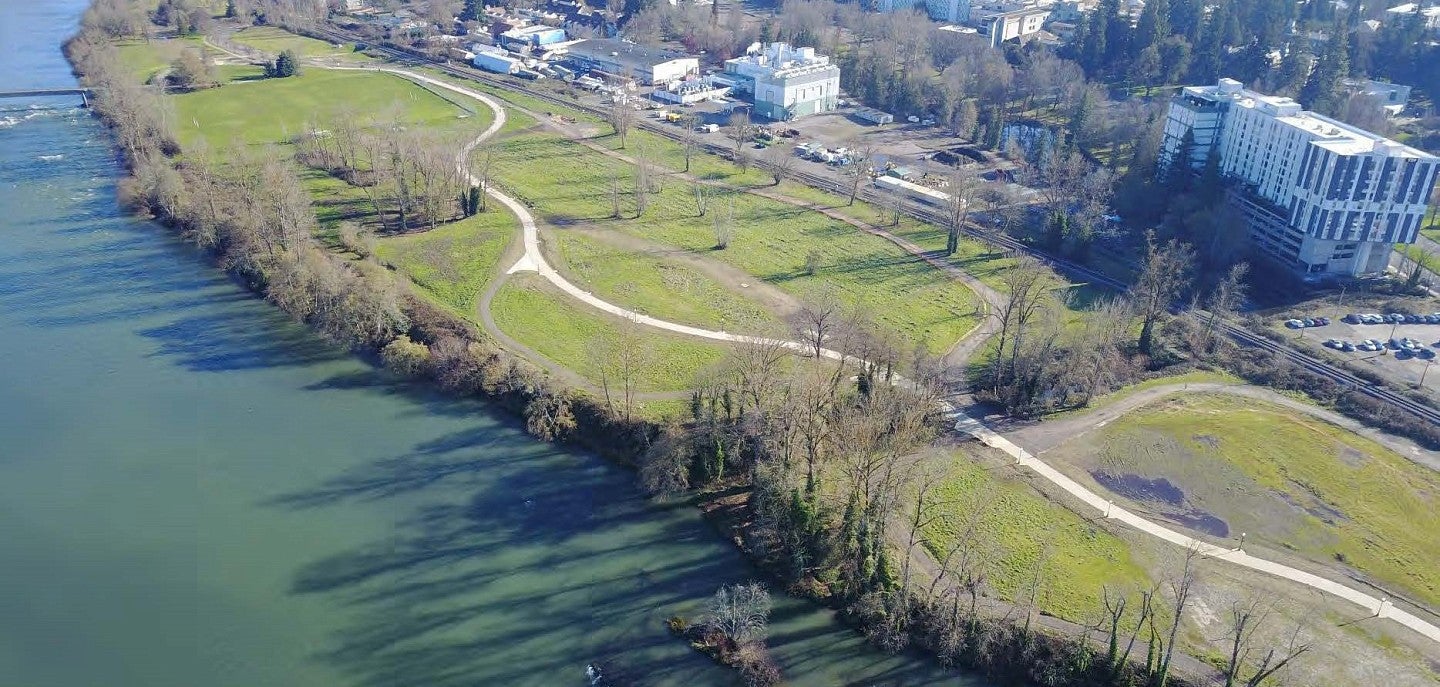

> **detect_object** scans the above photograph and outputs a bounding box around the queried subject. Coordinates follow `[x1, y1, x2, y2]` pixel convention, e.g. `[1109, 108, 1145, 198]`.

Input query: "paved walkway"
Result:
[325, 64, 1440, 648]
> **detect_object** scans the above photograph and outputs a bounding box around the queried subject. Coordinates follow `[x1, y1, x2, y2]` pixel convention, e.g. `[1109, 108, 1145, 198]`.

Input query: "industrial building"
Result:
[722, 42, 841, 121]
[562, 38, 698, 85]
[471, 45, 521, 74]
[1162, 78, 1440, 277]
[499, 25, 567, 51]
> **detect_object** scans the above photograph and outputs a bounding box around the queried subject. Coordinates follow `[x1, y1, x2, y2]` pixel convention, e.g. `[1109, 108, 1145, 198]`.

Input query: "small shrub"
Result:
[381, 335, 430, 377]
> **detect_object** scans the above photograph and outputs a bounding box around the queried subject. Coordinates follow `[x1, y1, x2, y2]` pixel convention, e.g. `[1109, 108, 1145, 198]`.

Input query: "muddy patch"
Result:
[1337, 446, 1368, 468]
[1091, 472, 1185, 506]
[1091, 471, 1231, 538]
[1193, 434, 1220, 450]
[1274, 487, 1349, 526]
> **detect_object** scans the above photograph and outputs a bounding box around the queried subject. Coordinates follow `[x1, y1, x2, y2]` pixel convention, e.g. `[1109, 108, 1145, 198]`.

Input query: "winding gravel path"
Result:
[327, 64, 1440, 647]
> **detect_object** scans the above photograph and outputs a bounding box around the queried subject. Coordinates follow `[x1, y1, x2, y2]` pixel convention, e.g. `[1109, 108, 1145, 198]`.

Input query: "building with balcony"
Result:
[1162, 78, 1439, 277]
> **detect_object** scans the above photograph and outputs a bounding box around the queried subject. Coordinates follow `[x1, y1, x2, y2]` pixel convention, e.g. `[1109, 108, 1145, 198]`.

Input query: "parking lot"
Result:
[1283, 312, 1440, 392]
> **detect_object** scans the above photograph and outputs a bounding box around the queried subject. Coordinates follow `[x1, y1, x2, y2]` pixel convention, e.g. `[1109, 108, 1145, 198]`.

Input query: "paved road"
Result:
[321, 64, 1440, 648]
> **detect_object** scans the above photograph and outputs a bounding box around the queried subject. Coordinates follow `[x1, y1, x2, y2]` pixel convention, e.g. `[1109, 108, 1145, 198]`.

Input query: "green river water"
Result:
[0, 2, 987, 685]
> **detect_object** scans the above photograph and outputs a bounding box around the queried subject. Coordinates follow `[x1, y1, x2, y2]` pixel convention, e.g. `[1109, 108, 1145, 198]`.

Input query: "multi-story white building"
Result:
[1163, 78, 1439, 277]
[723, 42, 840, 121]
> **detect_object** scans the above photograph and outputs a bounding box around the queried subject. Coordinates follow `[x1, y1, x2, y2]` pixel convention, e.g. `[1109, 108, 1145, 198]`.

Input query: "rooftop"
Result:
[1181, 78, 1435, 159]
[724, 42, 838, 81]
[564, 38, 695, 71]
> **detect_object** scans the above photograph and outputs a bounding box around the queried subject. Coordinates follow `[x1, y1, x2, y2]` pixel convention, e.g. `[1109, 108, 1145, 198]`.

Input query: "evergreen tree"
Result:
[1081, 0, 1116, 72]
[1134, 0, 1170, 58]
[1300, 20, 1349, 114]
[267, 49, 299, 78]
[459, 0, 480, 22]
[224, 0, 237, 19]
[1103, 0, 1133, 66]
[1274, 39, 1312, 97]
[1168, 0, 1204, 43]
[1190, 7, 1226, 83]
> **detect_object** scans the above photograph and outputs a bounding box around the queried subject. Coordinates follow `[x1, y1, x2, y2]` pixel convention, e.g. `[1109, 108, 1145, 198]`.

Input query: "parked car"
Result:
[1284, 319, 1304, 329]
[1342, 313, 1362, 324]
[1340, 341, 1356, 352]
[1314, 316, 1330, 326]
[1386, 313, 1407, 323]
[1418, 349, 1436, 360]
[1397, 349, 1414, 360]
[1324, 339, 1344, 349]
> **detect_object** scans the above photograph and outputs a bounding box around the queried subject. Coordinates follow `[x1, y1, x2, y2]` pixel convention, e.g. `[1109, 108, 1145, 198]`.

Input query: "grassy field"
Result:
[490, 274, 732, 392]
[171, 69, 485, 150]
[229, 26, 369, 60]
[922, 447, 1151, 622]
[484, 130, 981, 352]
[114, 36, 205, 83]
[550, 230, 780, 331]
[375, 206, 518, 318]
[1049, 394, 1440, 608]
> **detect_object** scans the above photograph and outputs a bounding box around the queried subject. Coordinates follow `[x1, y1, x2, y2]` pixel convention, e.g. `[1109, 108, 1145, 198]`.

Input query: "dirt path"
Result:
[1011, 382, 1439, 471]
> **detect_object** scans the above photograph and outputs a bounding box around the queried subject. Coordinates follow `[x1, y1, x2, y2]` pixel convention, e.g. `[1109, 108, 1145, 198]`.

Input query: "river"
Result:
[0, 3, 986, 685]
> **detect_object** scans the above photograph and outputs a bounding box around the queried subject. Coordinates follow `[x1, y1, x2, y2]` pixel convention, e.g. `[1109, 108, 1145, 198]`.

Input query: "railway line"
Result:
[307, 26, 1440, 428]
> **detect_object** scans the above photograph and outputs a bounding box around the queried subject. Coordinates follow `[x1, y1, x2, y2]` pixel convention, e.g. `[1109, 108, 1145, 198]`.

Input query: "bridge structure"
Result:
[0, 88, 92, 107]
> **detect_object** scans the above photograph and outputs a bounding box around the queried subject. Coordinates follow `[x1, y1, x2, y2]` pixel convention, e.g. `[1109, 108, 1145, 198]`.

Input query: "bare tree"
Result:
[705, 582, 772, 645]
[692, 177, 709, 217]
[633, 144, 651, 217]
[609, 166, 623, 219]
[845, 142, 876, 206]
[762, 144, 795, 186]
[943, 166, 980, 255]
[1099, 583, 1156, 681]
[712, 194, 734, 249]
[727, 110, 753, 158]
[1150, 545, 1201, 687]
[608, 97, 635, 149]
[1131, 232, 1196, 355]
[679, 114, 700, 173]
[1203, 261, 1249, 351]
[791, 286, 844, 360]
[1222, 598, 1312, 687]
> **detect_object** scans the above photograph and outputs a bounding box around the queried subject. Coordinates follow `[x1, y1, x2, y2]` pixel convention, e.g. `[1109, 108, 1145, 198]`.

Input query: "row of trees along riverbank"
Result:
[64, 6, 1241, 686]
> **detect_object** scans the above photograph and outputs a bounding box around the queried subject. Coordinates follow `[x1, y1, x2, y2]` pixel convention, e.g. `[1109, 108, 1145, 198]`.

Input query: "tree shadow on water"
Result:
[270, 417, 747, 686]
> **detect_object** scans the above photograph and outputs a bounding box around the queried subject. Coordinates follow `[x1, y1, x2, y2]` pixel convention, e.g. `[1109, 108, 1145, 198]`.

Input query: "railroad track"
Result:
[310, 26, 1440, 428]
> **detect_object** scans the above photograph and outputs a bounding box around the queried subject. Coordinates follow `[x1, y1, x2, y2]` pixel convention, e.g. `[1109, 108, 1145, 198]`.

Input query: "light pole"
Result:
[1420, 359, 1435, 388]
[1236, 531, 1247, 551]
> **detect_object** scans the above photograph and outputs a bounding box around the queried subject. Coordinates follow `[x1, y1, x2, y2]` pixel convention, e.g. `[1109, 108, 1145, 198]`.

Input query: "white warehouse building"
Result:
[1163, 78, 1440, 277]
[723, 42, 840, 121]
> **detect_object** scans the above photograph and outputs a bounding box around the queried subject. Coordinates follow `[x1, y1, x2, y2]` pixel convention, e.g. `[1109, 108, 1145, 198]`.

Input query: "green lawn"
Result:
[230, 26, 368, 60]
[1052, 394, 1440, 608]
[376, 206, 518, 318]
[551, 230, 779, 331]
[485, 130, 981, 352]
[171, 69, 485, 150]
[923, 448, 1151, 622]
[490, 274, 731, 392]
[114, 36, 205, 83]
